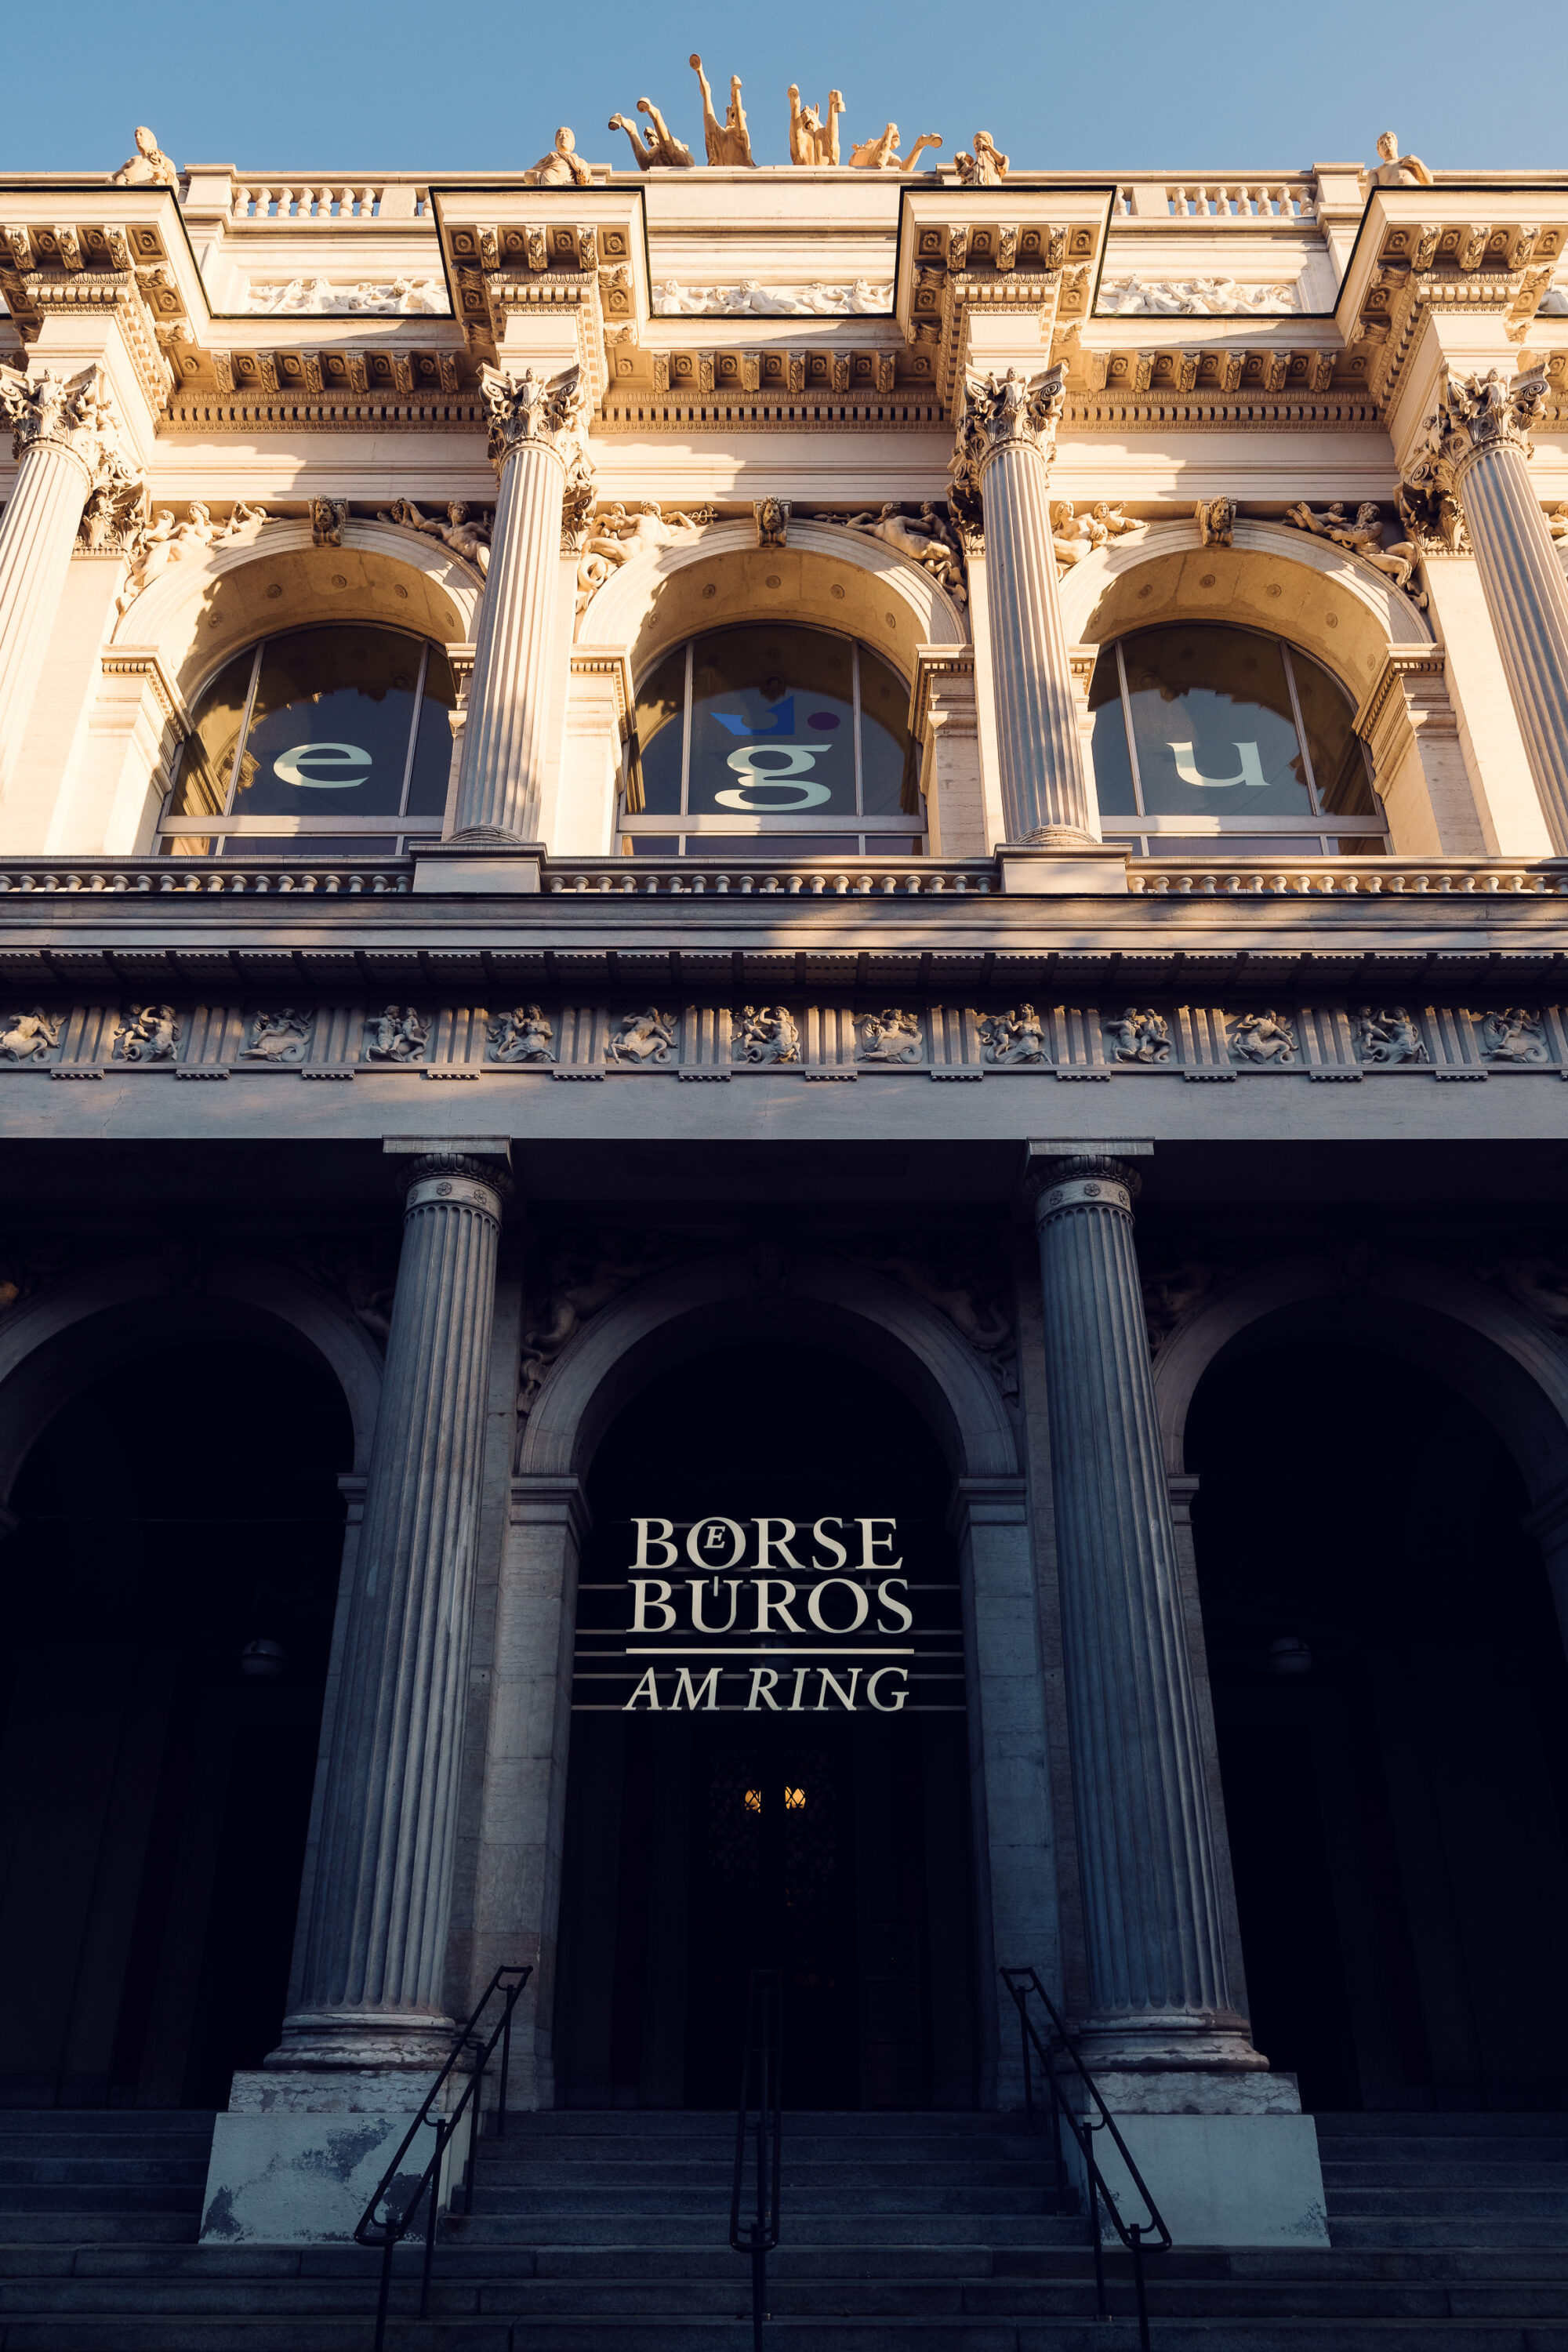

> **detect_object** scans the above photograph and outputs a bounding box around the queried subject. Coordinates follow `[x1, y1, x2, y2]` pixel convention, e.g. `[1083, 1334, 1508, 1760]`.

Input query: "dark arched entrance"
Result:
[554, 1341, 979, 2111]
[0, 1337, 351, 2107]
[1188, 1336, 1568, 2112]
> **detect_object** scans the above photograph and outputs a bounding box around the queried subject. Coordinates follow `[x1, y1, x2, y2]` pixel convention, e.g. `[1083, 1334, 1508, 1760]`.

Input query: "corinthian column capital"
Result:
[480, 359, 588, 474]
[0, 361, 135, 492]
[1434, 363, 1550, 474]
[954, 359, 1067, 470]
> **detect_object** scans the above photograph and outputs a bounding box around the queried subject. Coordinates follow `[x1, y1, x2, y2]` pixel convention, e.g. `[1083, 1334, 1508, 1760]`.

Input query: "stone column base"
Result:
[1067, 2110, 1328, 2249]
[200, 2068, 453, 2244]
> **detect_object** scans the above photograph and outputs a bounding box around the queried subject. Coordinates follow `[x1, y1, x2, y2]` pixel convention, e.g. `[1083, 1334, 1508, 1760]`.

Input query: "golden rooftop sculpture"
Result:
[608, 98, 695, 171]
[691, 56, 755, 166]
[1368, 130, 1432, 188]
[109, 125, 177, 188]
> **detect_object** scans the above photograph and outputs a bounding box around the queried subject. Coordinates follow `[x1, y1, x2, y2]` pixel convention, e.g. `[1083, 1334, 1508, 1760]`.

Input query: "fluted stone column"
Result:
[278, 1151, 510, 2075]
[1031, 1156, 1262, 2083]
[1421, 366, 1568, 852]
[951, 364, 1091, 844]
[449, 361, 590, 843]
[0, 364, 139, 808]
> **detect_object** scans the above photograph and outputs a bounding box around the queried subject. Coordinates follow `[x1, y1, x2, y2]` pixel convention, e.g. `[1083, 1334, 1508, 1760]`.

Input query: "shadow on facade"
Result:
[554, 1341, 980, 2111]
[1189, 1335, 1568, 2114]
[0, 1336, 350, 2107]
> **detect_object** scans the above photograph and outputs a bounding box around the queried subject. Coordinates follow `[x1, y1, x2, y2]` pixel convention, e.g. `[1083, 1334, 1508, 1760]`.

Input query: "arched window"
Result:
[1087, 624, 1387, 857]
[622, 624, 921, 857]
[158, 624, 456, 856]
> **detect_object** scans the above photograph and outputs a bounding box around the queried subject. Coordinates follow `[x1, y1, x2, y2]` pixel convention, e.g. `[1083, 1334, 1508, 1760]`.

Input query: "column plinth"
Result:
[951, 365, 1092, 845]
[449, 363, 590, 844]
[1418, 367, 1568, 852]
[1031, 1157, 1263, 2083]
[274, 1153, 510, 2080]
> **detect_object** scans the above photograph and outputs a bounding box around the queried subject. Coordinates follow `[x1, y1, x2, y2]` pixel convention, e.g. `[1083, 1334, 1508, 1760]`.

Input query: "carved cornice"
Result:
[1339, 216, 1568, 418]
[1, 217, 180, 412]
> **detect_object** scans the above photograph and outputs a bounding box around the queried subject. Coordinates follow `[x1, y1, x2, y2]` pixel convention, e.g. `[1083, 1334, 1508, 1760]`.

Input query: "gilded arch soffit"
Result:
[1149, 1251, 1568, 1506]
[1059, 520, 1432, 710]
[517, 1247, 1018, 1486]
[574, 519, 970, 688]
[110, 520, 485, 706]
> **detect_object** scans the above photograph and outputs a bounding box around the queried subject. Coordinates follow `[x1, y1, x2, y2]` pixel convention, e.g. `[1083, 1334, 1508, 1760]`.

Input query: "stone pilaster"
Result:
[1029, 1154, 1263, 2085]
[950, 364, 1091, 844]
[0, 364, 140, 811]
[1418, 367, 1568, 852]
[449, 362, 591, 844]
[276, 1151, 510, 2078]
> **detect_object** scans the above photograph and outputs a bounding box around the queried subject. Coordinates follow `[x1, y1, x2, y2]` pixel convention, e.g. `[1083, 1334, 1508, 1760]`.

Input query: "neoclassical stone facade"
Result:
[3, 118, 1568, 2259]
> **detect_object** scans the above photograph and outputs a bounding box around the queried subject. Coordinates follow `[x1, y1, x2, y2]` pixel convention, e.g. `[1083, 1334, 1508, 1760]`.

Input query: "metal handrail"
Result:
[1000, 1965, 1171, 2352]
[728, 1966, 782, 2352]
[354, 1963, 532, 2352]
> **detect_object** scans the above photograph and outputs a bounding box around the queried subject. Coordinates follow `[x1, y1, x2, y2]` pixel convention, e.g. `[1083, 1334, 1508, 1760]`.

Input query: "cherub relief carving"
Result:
[735, 1006, 800, 1064]
[608, 99, 695, 171]
[1282, 500, 1425, 603]
[979, 1005, 1047, 1064]
[527, 126, 594, 187]
[1355, 1006, 1428, 1065]
[377, 498, 492, 574]
[110, 125, 177, 187]
[858, 1008, 924, 1063]
[829, 503, 967, 604]
[241, 1007, 313, 1063]
[608, 1007, 677, 1063]
[117, 500, 269, 615]
[788, 85, 845, 167]
[848, 124, 943, 172]
[488, 1005, 556, 1064]
[953, 132, 1008, 187]
[1480, 1008, 1548, 1063]
[1105, 1008, 1171, 1063]
[517, 1229, 684, 1414]
[117, 1004, 179, 1062]
[363, 1005, 430, 1062]
[1049, 502, 1138, 569]
[0, 1007, 60, 1063]
[690, 55, 754, 166]
[575, 502, 716, 613]
[1229, 1010, 1297, 1065]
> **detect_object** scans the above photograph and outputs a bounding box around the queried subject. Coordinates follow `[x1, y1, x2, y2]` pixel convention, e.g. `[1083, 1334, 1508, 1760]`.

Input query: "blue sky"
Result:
[9, 0, 1566, 176]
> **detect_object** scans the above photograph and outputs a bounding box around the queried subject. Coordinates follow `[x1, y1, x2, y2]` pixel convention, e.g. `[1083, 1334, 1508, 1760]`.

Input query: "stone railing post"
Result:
[950, 363, 1091, 844]
[0, 363, 142, 809]
[1029, 1152, 1264, 2089]
[449, 361, 591, 844]
[1417, 366, 1568, 852]
[277, 1148, 510, 2078]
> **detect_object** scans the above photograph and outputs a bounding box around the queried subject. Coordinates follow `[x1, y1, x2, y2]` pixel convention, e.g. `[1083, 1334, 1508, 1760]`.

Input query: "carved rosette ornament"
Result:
[949, 361, 1091, 844]
[1416, 365, 1568, 851]
[452, 363, 595, 842]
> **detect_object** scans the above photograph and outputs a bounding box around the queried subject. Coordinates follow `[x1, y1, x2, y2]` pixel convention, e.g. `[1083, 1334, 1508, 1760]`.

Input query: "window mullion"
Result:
[226, 644, 264, 815]
[680, 640, 694, 815]
[397, 642, 429, 818]
[852, 644, 864, 814]
[1282, 646, 1320, 810]
[1116, 640, 1144, 815]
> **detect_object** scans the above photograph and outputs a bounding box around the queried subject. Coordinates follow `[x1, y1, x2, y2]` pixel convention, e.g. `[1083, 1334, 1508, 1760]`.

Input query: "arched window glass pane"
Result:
[1087, 653, 1137, 815]
[688, 626, 856, 818]
[1123, 626, 1312, 817]
[1291, 648, 1374, 817]
[858, 648, 912, 815]
[405, 647, 456, 818]
[234, 626, 422, 818]
[169, 651, 252, 818]
[633, 649, 685, 816]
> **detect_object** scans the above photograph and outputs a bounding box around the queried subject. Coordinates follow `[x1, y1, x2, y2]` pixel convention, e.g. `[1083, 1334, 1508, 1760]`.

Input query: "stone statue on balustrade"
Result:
[608, 98, 695, 170]
[527, 127, 594, 187]
[1367, 131, 1432, 189]
[954, 132, 1008, 187]
[110, 125, 178, 187]
[690, 56, 755, 165]
[788, 85, 845, 166]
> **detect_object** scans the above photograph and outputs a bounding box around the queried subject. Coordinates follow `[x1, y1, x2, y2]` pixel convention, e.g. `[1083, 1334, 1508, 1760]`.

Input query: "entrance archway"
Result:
[0, 1334, 352, 2107]
[552, 1340, 979, 2111]
[1186, 1326, 1568, 2112]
